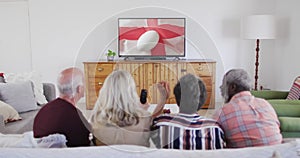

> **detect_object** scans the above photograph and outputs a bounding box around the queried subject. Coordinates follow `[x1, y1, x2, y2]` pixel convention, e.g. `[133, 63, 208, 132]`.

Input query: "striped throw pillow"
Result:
[287, 76, 300, 100]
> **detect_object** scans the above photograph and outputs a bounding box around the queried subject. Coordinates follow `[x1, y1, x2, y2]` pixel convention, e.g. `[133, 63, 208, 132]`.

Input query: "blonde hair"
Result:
[90, 70, 142, 127]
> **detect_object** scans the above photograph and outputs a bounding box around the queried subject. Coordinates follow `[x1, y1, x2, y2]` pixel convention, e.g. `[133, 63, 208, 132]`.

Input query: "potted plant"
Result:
[106, 49, 116, 61]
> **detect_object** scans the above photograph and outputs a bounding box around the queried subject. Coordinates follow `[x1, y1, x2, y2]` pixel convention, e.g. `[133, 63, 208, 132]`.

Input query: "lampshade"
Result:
[241, 15, 276, 39]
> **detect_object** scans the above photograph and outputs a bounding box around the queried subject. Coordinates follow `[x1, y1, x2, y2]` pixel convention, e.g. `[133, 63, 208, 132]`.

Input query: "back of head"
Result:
[224, 69, 251, 91]
[57, 67, 84, 98]
[91, 70, 140, 127]
[174, 74, 207, 114]
[221, 69, 251, 102]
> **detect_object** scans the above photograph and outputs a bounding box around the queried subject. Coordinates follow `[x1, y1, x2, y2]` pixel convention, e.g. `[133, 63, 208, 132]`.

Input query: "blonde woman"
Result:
[89, 70, 168, 147]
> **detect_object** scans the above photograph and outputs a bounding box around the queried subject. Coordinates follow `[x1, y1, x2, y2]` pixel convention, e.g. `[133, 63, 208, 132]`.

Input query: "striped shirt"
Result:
[213, 91, 282, 148]
[151, 113, 225, 150]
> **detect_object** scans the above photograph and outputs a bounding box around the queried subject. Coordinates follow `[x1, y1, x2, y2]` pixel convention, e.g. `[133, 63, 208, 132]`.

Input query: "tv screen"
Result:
[118, 18, 186, 58]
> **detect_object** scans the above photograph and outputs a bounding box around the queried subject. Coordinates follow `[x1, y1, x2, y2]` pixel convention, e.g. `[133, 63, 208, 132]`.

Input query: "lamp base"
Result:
[254, 39, 260, 91]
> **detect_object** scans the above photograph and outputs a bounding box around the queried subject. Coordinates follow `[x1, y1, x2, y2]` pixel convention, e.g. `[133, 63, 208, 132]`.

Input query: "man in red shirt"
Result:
[213, 69, 282, 148]
[34, 67, 91, 147]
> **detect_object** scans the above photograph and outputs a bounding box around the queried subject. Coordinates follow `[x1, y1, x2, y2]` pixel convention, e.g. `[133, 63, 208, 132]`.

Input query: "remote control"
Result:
[140, 89, 147, 104]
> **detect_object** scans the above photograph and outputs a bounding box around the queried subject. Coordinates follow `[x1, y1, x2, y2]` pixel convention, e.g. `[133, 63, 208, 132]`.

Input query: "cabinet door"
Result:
[186, 62, 215, 109]
[150, 62, 178, 104]
[114, 63, 147, 101]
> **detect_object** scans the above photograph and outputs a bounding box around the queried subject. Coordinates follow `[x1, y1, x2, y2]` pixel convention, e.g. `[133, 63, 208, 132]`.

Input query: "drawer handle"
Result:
[97, 68, 104, 71]
[197, 67, 204, 71]
[98, 82, 103, 85]
[181, 69, 187, 72]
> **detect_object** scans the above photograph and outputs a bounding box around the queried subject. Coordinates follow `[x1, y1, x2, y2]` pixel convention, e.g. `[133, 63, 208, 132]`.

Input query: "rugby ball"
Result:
[137, 30, 159, 51]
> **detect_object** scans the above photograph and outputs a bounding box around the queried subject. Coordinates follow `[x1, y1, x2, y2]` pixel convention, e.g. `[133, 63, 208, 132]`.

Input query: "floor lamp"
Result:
[241, 15, 276, 90]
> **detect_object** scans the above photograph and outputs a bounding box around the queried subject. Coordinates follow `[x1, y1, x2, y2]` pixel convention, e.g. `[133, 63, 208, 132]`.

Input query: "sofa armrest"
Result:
[43, 83, 56, 102]
[251, 90, 289, 100]
[0, 115, 4, 133]
[268, 100, 300, 117]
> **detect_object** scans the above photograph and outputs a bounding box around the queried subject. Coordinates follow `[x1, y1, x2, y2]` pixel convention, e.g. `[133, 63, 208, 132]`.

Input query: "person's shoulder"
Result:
[152, 113, 178, 125]
[41, 98, 70, 108]
[198, 117, 222, 126]
[37, 98, 60, 111]
[254, 97, 269, 103]
[253, 97, 275, 110]
[154, 113, 176, 120]
[154, 113, 198, 125]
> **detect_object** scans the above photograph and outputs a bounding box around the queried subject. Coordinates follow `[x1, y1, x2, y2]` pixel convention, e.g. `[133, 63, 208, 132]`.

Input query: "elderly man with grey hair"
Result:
[213, 69, 282, 148]
[151, 74, 225, 150]
[34, 67, 91, 147]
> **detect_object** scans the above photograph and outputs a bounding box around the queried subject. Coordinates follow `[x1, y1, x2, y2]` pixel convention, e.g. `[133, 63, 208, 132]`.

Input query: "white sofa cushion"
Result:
[0, 81, 38, 113]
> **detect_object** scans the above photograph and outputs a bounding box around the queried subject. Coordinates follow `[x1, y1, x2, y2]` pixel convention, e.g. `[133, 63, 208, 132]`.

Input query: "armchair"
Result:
[251, 90, 300, 138]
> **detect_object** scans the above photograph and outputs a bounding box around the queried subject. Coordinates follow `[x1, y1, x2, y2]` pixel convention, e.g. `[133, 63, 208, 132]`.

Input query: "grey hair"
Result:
[89, 70, 141, 127]
[174, 74, 207, 114]
[57, 73, 83, 98]
[224, 69, 252, 90]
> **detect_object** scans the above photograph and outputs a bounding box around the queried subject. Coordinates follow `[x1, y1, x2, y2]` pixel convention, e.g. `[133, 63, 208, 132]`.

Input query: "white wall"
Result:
[0, 1, 32, 73]
[5, 0, 298, 102]
[272, 0, 300, 91]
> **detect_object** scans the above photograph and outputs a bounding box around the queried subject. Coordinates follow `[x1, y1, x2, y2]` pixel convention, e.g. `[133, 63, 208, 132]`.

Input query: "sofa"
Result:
[251, 90, 300, 138]
[0, 83, 56, 134]
[0, 138, 299, 158]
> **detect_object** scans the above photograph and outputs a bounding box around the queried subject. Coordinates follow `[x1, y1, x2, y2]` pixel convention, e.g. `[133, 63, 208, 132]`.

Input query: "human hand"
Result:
[157, 81, 170, 104]
[140, 102, 150, 111]
[163, 109, 171, 114]
[152, 81, 170, 118]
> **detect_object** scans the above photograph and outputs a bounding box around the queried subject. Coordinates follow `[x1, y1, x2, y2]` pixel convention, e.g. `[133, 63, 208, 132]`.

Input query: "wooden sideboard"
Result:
[83, 60, 216, 110]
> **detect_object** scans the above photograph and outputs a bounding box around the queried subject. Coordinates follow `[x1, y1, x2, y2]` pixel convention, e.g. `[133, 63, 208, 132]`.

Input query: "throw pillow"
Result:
[5, 71, 48, 105]
[287, 76, 300, 100]
[0, 100, 22, 123]
[0, 81, 38, 113]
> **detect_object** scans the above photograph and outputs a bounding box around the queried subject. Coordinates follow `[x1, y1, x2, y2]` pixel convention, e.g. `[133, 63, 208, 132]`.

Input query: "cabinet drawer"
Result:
[86, 94, 98, 110]
[204, 92, 211, 106]
[88, 77, 106, 95]
[87, 64, 113, 77]
[188, 63, 213, 76]
[199, 76, 213, 91]
[89, 77, 106, 86]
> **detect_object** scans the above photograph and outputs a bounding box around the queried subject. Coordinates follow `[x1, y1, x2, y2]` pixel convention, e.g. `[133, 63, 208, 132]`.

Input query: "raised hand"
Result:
[152, 81, 170, 118]
[157, 81, 170, 104]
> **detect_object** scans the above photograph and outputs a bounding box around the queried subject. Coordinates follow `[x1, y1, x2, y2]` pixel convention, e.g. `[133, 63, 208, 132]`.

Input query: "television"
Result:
[118, 18, 186, 58]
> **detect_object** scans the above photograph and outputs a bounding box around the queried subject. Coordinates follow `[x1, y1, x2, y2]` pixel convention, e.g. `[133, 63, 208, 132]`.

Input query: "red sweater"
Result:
[33, 98, 91, 147]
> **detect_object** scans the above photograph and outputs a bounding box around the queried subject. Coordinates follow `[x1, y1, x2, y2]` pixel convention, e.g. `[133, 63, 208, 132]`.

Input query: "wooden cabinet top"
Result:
[83, 59, 216, 64]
